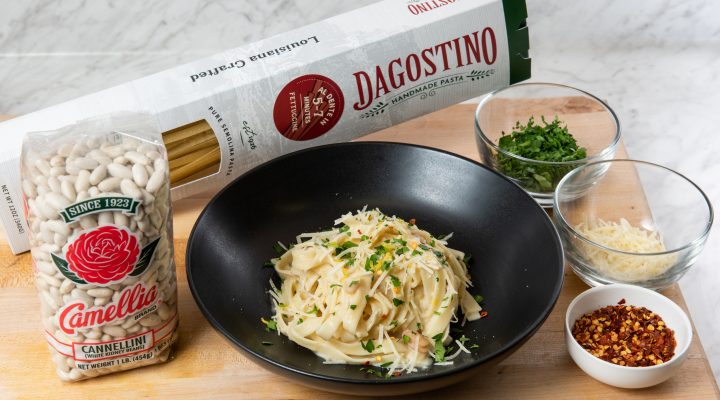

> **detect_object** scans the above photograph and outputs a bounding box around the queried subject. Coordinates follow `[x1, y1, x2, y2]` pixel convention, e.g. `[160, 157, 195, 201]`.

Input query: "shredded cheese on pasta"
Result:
[575, 218, 676, 281]
[268, 208, 481, 373]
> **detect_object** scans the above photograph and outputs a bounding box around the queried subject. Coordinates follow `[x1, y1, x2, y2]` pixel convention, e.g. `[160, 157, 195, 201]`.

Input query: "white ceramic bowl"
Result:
[565, 284, 692, 389]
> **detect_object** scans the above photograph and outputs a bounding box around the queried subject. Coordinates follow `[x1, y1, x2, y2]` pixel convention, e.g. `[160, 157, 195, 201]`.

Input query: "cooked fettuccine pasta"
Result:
[268, 208, 481, 375]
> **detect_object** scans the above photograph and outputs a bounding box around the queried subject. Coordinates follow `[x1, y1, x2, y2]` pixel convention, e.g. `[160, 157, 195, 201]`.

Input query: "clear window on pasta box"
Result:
[161, 120, 221, 187]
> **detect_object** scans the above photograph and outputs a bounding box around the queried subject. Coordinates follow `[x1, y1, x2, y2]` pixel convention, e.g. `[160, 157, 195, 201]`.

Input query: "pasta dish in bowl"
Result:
[186, 142, 564, 395]
[269, 208, 482, 375]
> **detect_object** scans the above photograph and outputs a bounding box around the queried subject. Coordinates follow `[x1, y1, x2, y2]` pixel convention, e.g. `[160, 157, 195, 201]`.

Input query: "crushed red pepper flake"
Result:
[572, 303, 676, 367]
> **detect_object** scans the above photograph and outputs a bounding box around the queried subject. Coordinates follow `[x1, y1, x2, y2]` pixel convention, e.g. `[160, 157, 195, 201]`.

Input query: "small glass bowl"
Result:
[475, 83, 621, 207]
[554, 159, 714, 290]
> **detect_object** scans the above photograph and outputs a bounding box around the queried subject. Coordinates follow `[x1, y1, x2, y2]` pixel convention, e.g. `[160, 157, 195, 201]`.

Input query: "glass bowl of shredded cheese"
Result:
[553, 159, 713, 290]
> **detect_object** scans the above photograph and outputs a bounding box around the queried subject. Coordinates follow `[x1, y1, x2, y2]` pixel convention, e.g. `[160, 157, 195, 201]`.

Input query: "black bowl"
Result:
[186, 142, 564, 396]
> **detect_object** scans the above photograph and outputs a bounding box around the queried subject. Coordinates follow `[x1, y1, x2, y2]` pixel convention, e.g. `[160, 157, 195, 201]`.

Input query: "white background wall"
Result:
[1, 0, 719, 384]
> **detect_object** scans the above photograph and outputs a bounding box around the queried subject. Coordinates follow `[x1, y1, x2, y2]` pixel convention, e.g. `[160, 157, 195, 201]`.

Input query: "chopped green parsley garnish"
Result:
[392, 238, 407, 246]
[307, 304, 320, 316]
[335, 241, 357, 257]
[402, 335, 411, 344]
[350, 304, 357, 310]
[364, 254, 379, 271]
[474, 294, 484, 304]
[273, 242, 286, 255]
[360, 366, 390, 379]
[361, 339, 375, 353]
[392, 298, 405, 307]
[261, 318, 277, 332]
[432, 333, 446, 362]
[390, 275, 401, 287]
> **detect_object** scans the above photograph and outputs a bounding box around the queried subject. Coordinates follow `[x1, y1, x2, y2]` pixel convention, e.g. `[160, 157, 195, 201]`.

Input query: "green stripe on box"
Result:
[502, 0, 531, 84]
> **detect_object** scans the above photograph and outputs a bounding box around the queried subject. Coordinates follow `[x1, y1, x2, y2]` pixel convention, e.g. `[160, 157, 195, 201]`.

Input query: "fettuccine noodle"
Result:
[268, 208, 481, 375]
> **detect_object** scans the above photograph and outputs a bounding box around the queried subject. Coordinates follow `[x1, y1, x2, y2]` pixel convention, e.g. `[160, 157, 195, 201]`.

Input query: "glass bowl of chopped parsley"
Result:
[475, 83, 621, 207]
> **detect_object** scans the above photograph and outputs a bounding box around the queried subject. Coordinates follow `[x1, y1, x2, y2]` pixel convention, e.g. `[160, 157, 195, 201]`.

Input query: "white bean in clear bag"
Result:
[20, 114, 179, 382]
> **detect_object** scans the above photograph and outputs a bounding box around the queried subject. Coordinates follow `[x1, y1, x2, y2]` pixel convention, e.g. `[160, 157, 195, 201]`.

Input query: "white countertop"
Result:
[1, 0, 718, 385]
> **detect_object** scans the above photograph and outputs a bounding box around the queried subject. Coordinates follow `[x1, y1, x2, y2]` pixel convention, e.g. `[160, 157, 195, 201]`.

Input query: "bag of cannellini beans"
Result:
[20, 114, 179, 381]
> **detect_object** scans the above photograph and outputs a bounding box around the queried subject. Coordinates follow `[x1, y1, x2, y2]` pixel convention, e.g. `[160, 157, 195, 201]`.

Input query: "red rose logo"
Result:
[66, 226, 140, 285]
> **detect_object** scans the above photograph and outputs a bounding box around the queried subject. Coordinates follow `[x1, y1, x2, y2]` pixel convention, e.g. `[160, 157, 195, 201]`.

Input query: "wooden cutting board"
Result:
[0, 105, 718, 399]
